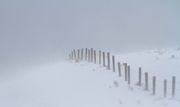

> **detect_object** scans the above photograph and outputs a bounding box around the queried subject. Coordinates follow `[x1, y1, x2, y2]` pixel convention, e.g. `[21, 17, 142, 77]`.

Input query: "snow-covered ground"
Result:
[114, 47, 180, 99]
[0, 48, 180, 107]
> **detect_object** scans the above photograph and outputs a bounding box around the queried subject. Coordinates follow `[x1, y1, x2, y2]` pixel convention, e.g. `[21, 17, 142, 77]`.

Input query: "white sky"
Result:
[0, 0, 180, 71]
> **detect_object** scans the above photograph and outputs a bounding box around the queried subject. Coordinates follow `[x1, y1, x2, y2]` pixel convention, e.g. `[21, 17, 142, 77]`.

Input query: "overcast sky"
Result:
[0, 0, 180, 72]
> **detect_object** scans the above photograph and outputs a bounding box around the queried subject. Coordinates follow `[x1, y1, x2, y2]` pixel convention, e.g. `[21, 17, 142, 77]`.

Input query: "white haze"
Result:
[0, 0, 180, 72]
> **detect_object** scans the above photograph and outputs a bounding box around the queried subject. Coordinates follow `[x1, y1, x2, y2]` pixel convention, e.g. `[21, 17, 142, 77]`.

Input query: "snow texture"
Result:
[0, 48, 180, 107]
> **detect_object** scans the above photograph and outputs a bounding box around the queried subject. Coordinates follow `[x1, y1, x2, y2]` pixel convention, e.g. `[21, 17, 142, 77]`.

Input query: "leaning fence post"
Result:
[99, 50, 101, 65]
[107, 52, 110, 70]
[118, 62, 121, 77]
[124, 63, 128, 81]
[152, 76, 156, 95]
[145, 72, 149, 91]
[112, 56, 115, 72]
[164, 80, 167, 97]
[127, 65, 131, 85]
[103, 52, 106, 67]
[172, 76, 176, 97]
[94, 50, 96, 64]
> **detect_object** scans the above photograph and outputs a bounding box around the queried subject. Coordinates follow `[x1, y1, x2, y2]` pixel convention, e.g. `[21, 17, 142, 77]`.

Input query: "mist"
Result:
[0, 0, 180, 72]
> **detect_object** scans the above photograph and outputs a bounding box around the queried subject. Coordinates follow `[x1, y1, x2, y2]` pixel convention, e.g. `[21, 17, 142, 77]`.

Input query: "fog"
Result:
[0, 0, 180, 72]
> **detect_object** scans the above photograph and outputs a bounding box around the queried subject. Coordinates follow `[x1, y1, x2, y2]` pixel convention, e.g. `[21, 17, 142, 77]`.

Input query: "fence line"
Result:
[69, 48, 177, 98]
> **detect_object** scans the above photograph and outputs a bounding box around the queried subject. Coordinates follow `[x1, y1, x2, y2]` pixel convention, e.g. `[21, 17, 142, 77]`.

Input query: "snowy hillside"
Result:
[0, 48, 180, 107]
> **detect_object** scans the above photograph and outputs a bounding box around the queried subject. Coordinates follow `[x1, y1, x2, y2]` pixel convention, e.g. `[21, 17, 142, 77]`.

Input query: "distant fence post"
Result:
[152, 76, 156, 95]
[145, 72, 149, 91]
[172, 76, 176, 97]
[103, 52, 106, 67]
[118, 62, 121, 77]
[107, 52, 110, 70]
[112, 56, 115, 72]
[137, 67, 142, 86]
[124, 63, 128, 81]
[94, 50, 96, 64]
[88, 49, 90, 63]
[73, 49, 76, 60]
[164, 80, 167, 97]
[99, 50, 101, 65]
[85, 48, 87, 61]
[91, 48, 93, 63]
[81, 48, 83, 61]
[128, 65, 131, 85]
[78, 49, 80, 60]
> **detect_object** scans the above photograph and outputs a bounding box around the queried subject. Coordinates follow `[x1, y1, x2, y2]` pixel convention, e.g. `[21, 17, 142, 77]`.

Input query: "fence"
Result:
[68, 48, 177, 98]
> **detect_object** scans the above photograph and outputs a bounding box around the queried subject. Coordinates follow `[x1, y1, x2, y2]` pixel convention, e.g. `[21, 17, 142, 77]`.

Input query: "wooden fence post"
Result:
[172, 76, 176, 97]
[85, 48, 87, 61]
[88, 49, 90, 63]
[118, 62, 121, 77]
[164, 80, 167, 97]
[94, 50, 96, 64]
[107, 52, 110, 70]
[71, 51, 74, 60]
[99, 50, 101, 65]
[137, 67, 142, 86]
[128, 65, 131, 85]
[73, 49, 76, 60]
[81, 48, 83, 60]
[152, 76, 156, 95]
[103, 52, 106, 67]
[91, 48, 93, 63]
[78, 49, 80, 60]
[124, 63, 128, 81]
[112, 56, 115, 72]
[145, 72, 149, 90]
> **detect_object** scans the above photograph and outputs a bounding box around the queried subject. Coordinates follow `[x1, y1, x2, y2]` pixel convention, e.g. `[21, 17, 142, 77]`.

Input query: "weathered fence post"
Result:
[103, 52, 106, 67]
[81, 48, 83, 60]
[128, 65, 131, 85]
[88, 49, 90, 63]
[112, 56, 115, 72]
[91, 48, 93, 63]
[99, 50, 101, 65]
[137, 67, 142, 86]
[107, 52, 110, 70]
[118, 62, 121, 77]
[152, 76, 156, 95]
[124, 63, 128, 81]
[94, 50, 96, 64]
[145, 72, 149, 90]
[164, 80, 167, 97]
[85, 48, 87, 61]
[172, 76, 176, 97]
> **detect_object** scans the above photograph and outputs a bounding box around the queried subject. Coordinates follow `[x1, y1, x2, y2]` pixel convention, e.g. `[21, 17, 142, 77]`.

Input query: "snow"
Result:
[0, 48, 180, 107]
